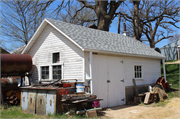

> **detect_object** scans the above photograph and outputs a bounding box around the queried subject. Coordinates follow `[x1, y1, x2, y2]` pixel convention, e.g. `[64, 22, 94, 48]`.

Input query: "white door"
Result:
[92, 55, 125, 108]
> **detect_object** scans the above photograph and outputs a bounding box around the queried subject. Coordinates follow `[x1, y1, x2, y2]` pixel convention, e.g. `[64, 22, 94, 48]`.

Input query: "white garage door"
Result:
[92, 54, 125, 108]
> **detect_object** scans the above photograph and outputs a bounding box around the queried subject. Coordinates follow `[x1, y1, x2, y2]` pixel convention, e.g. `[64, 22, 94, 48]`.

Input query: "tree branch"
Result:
[72, 6, 85, 20]
[77, 0, 95, 9]
[155, 36, 173, 44]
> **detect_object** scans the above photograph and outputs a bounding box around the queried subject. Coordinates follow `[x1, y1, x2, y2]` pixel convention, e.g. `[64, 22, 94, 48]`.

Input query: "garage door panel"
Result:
[93, 55, 108, 108]
[107, 56, 124, 107]
[93, 55, 125, 108]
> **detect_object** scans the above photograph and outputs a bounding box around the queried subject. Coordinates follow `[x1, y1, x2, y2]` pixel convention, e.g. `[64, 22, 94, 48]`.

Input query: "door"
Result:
[36, 90, 46, 115]
[92, 55, 125, 108]
[46, 90, 56, 114]
[21, 89, 28, 111]
[107, 56, 125, 107]
[27, 89, 37, 114]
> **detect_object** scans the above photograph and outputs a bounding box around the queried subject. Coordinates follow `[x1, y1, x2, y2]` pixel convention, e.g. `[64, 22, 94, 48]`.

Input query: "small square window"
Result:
[41, 66, 49, 79]
[53, 52, 60, 63]
[134, 65, 142, 78]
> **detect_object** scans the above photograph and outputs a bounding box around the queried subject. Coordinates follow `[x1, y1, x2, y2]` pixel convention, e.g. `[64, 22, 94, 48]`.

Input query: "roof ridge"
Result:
[42, 18, 165, 59]
[45, 18, 137, 40]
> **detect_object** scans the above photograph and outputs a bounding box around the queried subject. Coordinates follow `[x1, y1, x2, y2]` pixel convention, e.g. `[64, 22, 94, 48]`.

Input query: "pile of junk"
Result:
[1, 54, 102, 117]
[1, 54, 32, 106]
[132, 77, 171, 105]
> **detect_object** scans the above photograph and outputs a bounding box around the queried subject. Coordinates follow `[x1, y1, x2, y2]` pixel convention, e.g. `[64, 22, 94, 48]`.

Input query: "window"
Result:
[134, 65, 142, 78]
[41, 66, 49, 79]
[40, 52, 62, 81]
[53, 52, 60, 63]
[52, 65, 61, 79]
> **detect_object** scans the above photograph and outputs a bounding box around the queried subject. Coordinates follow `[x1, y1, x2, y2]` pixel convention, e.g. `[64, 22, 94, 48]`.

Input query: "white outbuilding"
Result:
[22, 18, 166, 108]
[160, 39, 180, 60]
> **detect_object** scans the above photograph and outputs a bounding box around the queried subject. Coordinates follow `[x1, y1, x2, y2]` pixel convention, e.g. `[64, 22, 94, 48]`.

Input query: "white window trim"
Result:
[39, 52, 64, 82]
[39, 65, 50, 81]
[133, 64, 143, 79]
[51, 63, 64, 80]
[39, 63, 64, 82]
[52, 52, 61, 63]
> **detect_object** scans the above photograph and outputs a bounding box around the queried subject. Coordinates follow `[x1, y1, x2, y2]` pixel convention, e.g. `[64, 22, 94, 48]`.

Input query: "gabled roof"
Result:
[22, 18, 165, 59]
[0, 47, 9, 54]
[11, 45, 26, 54]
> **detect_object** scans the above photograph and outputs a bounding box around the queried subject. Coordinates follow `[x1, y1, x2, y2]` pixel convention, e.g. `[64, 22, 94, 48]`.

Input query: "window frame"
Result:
[52, 52, 60, 63]
[51, 64, 62, 80]
[40, 66, 49, 80]
[39, 64, 63, 82]
[134, 65, 143, 79]
[39, 52, 63, 82]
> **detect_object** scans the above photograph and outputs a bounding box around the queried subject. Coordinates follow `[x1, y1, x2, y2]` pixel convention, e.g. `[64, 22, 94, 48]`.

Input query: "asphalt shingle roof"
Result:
[47, 18, 165, 59]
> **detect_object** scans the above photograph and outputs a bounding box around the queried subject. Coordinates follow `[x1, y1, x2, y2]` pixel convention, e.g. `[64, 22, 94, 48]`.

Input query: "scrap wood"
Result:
[72, 99, 88, 103]
[62, 97, 92, 101]
[153, 87, 168, 101]
[86, 110, 97, 118]
[133, 79, 139, 96]
[62, 93, 92, 101]
[144, 92, 151, 104]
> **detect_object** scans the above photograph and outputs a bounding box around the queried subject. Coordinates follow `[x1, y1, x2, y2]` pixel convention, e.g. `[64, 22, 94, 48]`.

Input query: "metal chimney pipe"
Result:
[123, 22, 126, 36]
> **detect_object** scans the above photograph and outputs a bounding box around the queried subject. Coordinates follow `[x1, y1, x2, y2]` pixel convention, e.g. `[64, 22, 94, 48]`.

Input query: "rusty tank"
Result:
[1, 54, 32, 76]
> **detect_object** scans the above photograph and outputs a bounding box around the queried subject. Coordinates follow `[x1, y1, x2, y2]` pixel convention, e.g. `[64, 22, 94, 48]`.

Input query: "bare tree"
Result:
[54, 2, 97, 26]
[42, 0, 124, 31]
[0, 0, 51, 50]
[120, 0, 180, 48]
[76, 1, 125, 31]
[168, 33, 180, 43]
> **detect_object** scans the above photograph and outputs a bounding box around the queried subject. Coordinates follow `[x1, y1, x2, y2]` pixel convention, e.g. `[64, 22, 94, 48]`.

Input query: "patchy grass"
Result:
[166, 75, 179, 88]
[165, 60, 178, 62]
[161, 64, 179, 75]
[166, 88, 180, 99]
[161, 63, 179, 88]
[0, 105, 86, 119]
[1, 106, 43, 118]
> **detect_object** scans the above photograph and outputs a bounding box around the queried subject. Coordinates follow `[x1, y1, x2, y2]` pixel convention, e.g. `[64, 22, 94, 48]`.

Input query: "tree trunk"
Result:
[97, 15, 111, 31]
[150, 42, 155, 48]
[95, 1, 111, 31]
[148, 37, 155, 48]
[133, 1, 140, 40]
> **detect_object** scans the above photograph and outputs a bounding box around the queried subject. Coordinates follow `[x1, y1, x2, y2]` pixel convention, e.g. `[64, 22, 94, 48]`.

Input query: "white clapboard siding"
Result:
[123, 56, 161, 86]
[28, 24, 84, 83]
[85, 52, 160, 108]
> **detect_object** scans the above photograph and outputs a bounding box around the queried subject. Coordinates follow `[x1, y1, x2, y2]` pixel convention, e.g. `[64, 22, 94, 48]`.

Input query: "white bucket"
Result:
[149, 86, 152, 92]
[76, 84, 85, 93]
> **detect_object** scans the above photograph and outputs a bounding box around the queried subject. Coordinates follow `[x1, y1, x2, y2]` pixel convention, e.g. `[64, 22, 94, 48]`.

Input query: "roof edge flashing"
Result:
[84, 48, 166, 59]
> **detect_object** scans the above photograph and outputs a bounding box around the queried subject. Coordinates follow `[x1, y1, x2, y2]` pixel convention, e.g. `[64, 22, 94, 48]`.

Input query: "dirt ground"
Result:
[165, 60, 180, 64]
[99, 97, 180, 119]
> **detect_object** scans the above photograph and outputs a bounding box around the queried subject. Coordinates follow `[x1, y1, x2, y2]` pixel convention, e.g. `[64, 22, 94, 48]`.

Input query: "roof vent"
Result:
[123, 22, 126, 36]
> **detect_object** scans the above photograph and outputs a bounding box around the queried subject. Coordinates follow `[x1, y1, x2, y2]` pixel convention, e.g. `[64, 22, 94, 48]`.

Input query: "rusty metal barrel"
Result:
[1, 54, 32, 75]
[1, 77, 18, 86]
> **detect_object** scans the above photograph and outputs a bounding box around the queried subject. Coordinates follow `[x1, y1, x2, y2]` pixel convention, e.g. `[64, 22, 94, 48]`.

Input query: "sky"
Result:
[109, 17, 180, 48]
[48, 0, 180, 49]
[1, 0, 180, 52]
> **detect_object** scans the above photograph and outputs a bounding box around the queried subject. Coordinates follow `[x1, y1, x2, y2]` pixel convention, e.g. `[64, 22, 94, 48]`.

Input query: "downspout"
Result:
[178, 47, 180, 60]
[163, 59, 166, 81]
[89, 52, 93, 94]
